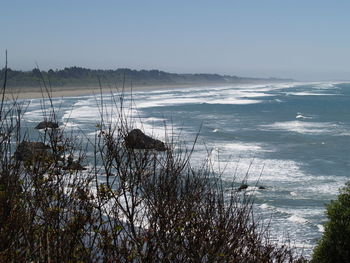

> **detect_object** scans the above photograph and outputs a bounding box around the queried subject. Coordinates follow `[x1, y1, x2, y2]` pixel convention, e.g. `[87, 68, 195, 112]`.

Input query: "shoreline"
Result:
[3, 81, 297, 100]
[4, 83, 226, 100]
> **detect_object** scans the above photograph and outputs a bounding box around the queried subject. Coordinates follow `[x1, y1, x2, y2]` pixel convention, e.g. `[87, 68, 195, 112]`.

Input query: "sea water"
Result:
[21, 82, 350, 257]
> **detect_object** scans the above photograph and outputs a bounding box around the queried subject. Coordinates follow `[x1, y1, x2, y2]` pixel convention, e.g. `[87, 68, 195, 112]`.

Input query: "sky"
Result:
[1, 0, 350, 81]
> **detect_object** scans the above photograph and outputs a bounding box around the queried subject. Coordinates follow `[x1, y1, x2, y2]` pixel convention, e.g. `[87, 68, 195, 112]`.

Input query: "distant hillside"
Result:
[1, 67, 293, 88]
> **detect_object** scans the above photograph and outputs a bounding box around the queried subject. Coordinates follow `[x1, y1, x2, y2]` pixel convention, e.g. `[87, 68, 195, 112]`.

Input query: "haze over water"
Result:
[22, 81, 350, 257]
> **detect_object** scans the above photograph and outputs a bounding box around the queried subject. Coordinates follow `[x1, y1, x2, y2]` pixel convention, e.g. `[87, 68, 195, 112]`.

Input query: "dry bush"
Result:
[0, 64, 306, 262]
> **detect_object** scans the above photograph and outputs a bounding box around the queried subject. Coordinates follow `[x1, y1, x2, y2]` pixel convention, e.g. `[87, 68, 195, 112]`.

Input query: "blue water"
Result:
[22, 82, 350, 257]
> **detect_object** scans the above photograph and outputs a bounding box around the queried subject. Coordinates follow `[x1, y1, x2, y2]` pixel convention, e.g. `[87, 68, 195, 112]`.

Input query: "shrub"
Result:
[0, 64, 305, 262]
[312, 182, 350, 263]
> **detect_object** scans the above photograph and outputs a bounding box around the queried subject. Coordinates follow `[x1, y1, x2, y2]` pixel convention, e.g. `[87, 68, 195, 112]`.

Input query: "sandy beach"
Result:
[3, 80, 294, 101]
[3, 83, 225, 100]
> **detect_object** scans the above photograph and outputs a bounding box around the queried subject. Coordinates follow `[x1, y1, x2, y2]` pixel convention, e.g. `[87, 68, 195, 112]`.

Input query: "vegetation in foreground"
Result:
[312, 182, 350, 263]
[3, 59, 350, 263]
[0, 63, 308, 262]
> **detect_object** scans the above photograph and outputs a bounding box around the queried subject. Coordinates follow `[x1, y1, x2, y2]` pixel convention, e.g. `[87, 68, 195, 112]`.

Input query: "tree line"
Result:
[1, 66, 289, 88]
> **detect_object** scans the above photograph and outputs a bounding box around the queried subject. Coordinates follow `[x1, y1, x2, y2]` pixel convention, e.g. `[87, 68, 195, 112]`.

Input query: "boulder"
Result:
[15, 141, 51, 163]
[258, 186, 266, 190]
[125, 129, 166, 151]
[238, 184, 249, 191]
[35, 121, 59, 130]
[63, 156, 86, 171]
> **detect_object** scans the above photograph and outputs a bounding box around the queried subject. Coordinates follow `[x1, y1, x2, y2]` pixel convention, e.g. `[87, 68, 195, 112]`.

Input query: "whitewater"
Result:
[22, 81, 350, 257]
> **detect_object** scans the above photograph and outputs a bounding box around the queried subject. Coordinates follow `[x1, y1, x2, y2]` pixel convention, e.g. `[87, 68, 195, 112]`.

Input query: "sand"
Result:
[3, 83, 221, 100]
[3, 80, 289, 100]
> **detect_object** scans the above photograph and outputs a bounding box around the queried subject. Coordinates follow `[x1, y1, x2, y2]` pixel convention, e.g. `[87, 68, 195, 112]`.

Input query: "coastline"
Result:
[3, 81, 295, 100]
[4, 83, 223, 100]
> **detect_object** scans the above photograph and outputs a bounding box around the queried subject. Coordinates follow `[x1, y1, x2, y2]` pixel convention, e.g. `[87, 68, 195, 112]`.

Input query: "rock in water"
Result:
[238, 184, 249, 191]
[14, 141, 51, 162]
[63, 155, 86, 171]
[125, 129, 166, 151]
[35, 121, 59, 129]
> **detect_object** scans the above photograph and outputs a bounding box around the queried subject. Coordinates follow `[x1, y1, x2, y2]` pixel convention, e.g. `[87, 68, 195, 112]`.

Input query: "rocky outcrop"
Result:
[63, 156, 86, 171]
[35, 121, 59, 130]
[15, 142, 86, 171]
[15, 141, 51, 163]
[125, 129, 166, 151]
[237, 184, 267, 191]
[238, 184, 249, 191]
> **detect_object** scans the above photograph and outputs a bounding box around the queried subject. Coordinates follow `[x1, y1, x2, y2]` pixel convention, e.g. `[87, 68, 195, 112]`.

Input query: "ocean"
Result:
[22, 82, 350, 257]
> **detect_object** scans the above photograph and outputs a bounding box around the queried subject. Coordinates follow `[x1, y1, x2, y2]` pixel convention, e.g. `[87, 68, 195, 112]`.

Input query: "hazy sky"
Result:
[1, 0, 350, 80]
